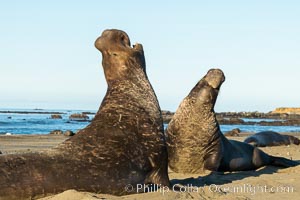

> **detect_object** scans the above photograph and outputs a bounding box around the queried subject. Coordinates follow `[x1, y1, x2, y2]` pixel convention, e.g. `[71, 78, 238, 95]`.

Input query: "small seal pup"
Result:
[244, 131, 300, 147]
[0, 29, 169, 199]
[167, 69, 298, 173]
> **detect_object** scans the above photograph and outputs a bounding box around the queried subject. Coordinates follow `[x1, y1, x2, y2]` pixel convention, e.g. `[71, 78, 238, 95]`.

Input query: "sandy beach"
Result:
[0, 133, 299, 200]
[0, 135, 69, 154]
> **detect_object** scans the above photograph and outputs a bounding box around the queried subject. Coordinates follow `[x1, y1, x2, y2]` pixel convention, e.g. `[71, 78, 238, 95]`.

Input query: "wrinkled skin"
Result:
[167, 69, 299, 173]
[244, 131, 300, 147]
[0, 29, 170, 199]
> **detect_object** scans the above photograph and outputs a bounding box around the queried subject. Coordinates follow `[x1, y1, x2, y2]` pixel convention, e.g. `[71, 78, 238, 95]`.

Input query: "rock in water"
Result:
[69, 113, 89, 121]
[50, 114, 62, 119]
[0, 29, 169, 199]
[166, 69, 299, 173]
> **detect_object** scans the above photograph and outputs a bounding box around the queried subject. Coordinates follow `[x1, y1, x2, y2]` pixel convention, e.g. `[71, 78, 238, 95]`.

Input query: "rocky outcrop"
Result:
[217, 117, 245, 125]
[162, 110, 174, 123]
[51, 114, 62, 119]
[161, 110, 300, 126]
[82, 111, 96, 115]
[272, 107, 300, 114]
[69, 113, 89, 121]
[216, 111, 289, 119]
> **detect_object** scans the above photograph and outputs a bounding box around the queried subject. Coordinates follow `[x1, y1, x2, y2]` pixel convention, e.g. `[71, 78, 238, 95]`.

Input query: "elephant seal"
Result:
[0, 29, 169, 199]
[244, 131, 300, 147]
[166, 69, 299, 173]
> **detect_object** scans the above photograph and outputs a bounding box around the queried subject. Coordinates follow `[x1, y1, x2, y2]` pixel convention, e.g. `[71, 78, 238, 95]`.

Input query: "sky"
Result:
[1, 0, 300, 112]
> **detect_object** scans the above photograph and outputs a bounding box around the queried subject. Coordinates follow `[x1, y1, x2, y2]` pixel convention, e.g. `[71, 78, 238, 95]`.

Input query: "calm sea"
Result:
[0, 109, 94, 135]
[0, 109, 300, 134]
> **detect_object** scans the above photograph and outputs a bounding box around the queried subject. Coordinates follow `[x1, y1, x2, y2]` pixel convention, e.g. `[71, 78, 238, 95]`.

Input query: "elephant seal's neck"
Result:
[95, 67, 162, 130]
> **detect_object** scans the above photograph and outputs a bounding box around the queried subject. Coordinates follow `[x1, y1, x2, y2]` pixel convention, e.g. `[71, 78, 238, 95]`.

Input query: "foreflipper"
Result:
[144, 153, 170, 187]
[144, 167, 170, 189]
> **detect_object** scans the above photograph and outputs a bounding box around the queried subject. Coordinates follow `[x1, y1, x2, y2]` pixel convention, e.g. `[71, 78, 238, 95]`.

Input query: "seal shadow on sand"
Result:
[170, 163, 300, 187]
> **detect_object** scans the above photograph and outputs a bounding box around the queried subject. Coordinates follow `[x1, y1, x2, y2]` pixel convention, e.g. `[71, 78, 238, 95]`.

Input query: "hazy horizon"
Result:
[1, 1, 300, 112]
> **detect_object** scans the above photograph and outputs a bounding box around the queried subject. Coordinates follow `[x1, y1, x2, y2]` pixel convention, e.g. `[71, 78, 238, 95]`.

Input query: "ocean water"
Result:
[220, 124, 300, 133]
[241, 118, 284, 122]
[0, 109, 300, 134]
[223, 118, 300, 132]
[0, 109, 95, 134]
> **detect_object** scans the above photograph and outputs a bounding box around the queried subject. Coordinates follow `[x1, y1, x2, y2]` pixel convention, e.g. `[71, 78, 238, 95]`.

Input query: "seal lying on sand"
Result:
[167, 69, 299, 173]
[244, 131, 300, 147]
[0, 29, 169, 199]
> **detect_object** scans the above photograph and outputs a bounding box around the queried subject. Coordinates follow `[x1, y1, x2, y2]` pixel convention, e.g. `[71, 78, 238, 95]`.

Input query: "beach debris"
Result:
[49, 130, 63, 135]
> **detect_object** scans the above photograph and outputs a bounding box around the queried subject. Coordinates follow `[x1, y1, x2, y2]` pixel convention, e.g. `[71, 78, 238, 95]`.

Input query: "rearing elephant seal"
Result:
[0, 29, 169, 199]
[244, 131, 300, 147]
[167, 69, 299, 173]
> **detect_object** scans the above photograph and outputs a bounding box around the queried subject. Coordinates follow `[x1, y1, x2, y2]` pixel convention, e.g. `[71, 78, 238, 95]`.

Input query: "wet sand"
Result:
[0, 135, 69, 154]
[0, 133, 299, 199]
